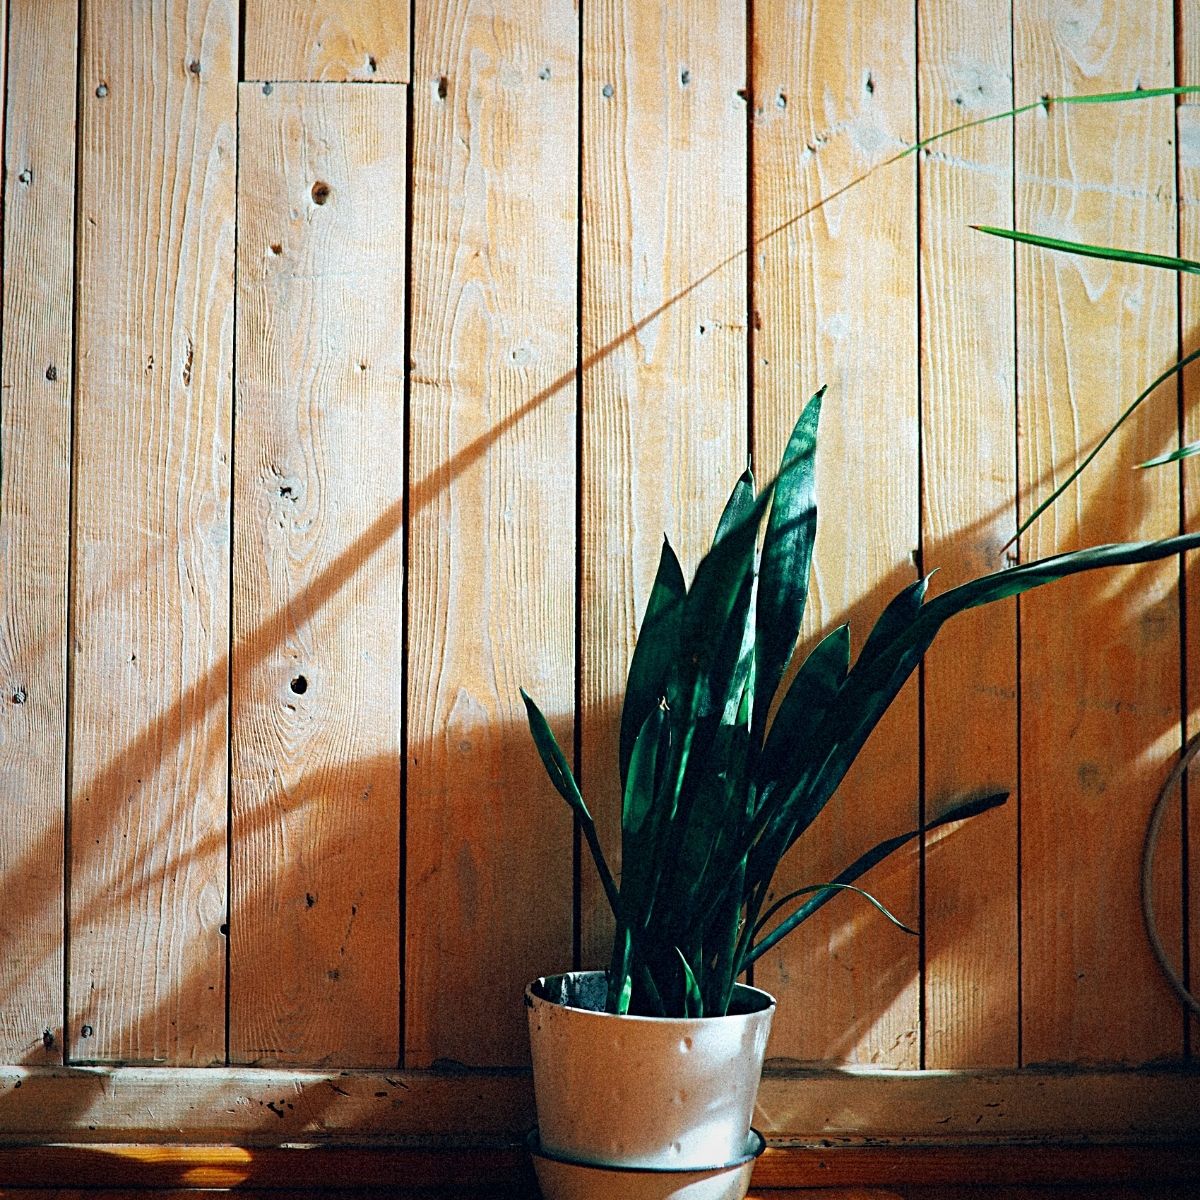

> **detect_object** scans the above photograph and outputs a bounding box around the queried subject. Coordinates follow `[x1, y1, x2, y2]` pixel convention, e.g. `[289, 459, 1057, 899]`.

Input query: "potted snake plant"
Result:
[520, 386, 1200, 1193]
[521, 86, 1200, 1200]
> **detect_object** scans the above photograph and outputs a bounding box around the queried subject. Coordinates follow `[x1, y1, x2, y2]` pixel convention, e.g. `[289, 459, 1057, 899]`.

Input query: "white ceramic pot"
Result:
[526, 971, 775, 1170]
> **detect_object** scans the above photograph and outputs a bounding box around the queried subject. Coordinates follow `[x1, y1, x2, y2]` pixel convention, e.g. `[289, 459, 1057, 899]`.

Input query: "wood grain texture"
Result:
[69, 0, 237, 1064]
[231, 83, 406, 1066]
[578, 0, 747, 969]
[752, 0, 920, 1066]
[916, 0, 1018, 1068]
[405, 0, 578, 1067]
[1179, 0, 1200, 1059]
[1014, 2, 1182, 1064]
[0, 0, 74, 1064]
[2, 1064, 1198, 1145]
[244, 1, 410, 84]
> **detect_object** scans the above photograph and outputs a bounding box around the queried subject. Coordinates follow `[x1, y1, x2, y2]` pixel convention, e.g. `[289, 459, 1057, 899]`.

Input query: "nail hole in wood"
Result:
[311, 181, 331, 205]
[290, 675, 308, 695]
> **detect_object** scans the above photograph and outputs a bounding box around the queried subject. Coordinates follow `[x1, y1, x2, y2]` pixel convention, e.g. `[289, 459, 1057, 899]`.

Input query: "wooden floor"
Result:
[1, 1144, 1197, 1198]
[4, 1183, 1194, 1196]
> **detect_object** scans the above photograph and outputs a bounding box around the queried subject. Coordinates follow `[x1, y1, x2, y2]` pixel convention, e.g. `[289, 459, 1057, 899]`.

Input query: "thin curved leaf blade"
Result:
[1139, 437, 1200, 469]
[753, 387, 824, 742]
[744, 791, 1008, 966]
[1002, 345, 1200, 548]
[620, 538, 686, 788]
[974, 225, 1200, 275]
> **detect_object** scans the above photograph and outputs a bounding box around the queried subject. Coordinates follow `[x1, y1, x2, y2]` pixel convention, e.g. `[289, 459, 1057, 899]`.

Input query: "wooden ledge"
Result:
[1, 1064, 1197, 1146]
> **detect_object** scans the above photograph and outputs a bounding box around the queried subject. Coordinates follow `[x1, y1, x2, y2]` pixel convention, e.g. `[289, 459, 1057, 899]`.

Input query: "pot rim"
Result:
[526, 970, 776, 1023]
[525, 1126, 766, 1173]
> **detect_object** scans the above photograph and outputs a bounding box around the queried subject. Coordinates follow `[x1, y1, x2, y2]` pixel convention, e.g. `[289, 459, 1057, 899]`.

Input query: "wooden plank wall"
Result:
[0, 0, 1197, 1111]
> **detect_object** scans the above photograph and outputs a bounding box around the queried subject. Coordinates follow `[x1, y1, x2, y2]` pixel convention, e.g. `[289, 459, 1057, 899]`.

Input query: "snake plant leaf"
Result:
[674, 485, 773, 736]
[676, 947, 704, 1018]
[606, 925, 633, 1015]
[744, 791, 1008, 967]
[753, 388, 824, 745]
[621, 703, 670, 921]
[973, 225, 1200, 276]
[619, 537, 686, 789]
[994, 342, 1200, 548]
[713, 466, 756, 547]
[667, 706, 751, 917]
[749, 580, 932, 885]
[923, 535, 1200, 619]
[1139, 437, 1200, 469]
[754, 622, 850, 809]
[806, 534, 1200, 843]
[753, 881, 918, 941]
[521, 687, 590, 822]
[521, 687, 623, 924]
[857, 574, 934, 667]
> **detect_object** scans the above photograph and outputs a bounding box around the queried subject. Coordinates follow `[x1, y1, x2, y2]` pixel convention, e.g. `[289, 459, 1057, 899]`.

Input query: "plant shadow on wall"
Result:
[0, 91, 1197, 1142]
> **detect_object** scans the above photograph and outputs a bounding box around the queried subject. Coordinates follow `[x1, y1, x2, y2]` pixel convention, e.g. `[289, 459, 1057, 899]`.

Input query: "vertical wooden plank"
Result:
[244, 2, 410, 84]
[231, 83, 406, 1067]
[406, 0, 578, 1066]
[578, 1, 747, 971]
[753, 0, 919, 1066]
[917, 0, 1019, 1067]
[0, 0, 74, 1064]
[1179, 3, 1200, 1054]
[1015, 1, 1181, 1064]
[70, 0, 237, 1064]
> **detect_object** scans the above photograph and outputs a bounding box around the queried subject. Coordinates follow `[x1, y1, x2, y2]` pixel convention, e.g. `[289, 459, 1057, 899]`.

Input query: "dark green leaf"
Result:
[676, 948, 704, 1018]
[754, 622, 849, 808]
[520, 687, 590, 822]
[753, 388, 824, 744]
[621, 703, 670, 921]
[521, 688, 622, 925]
[713, 466, 756, 548]
[620, 538, 686, 788]
[857, 574, 934, 666]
